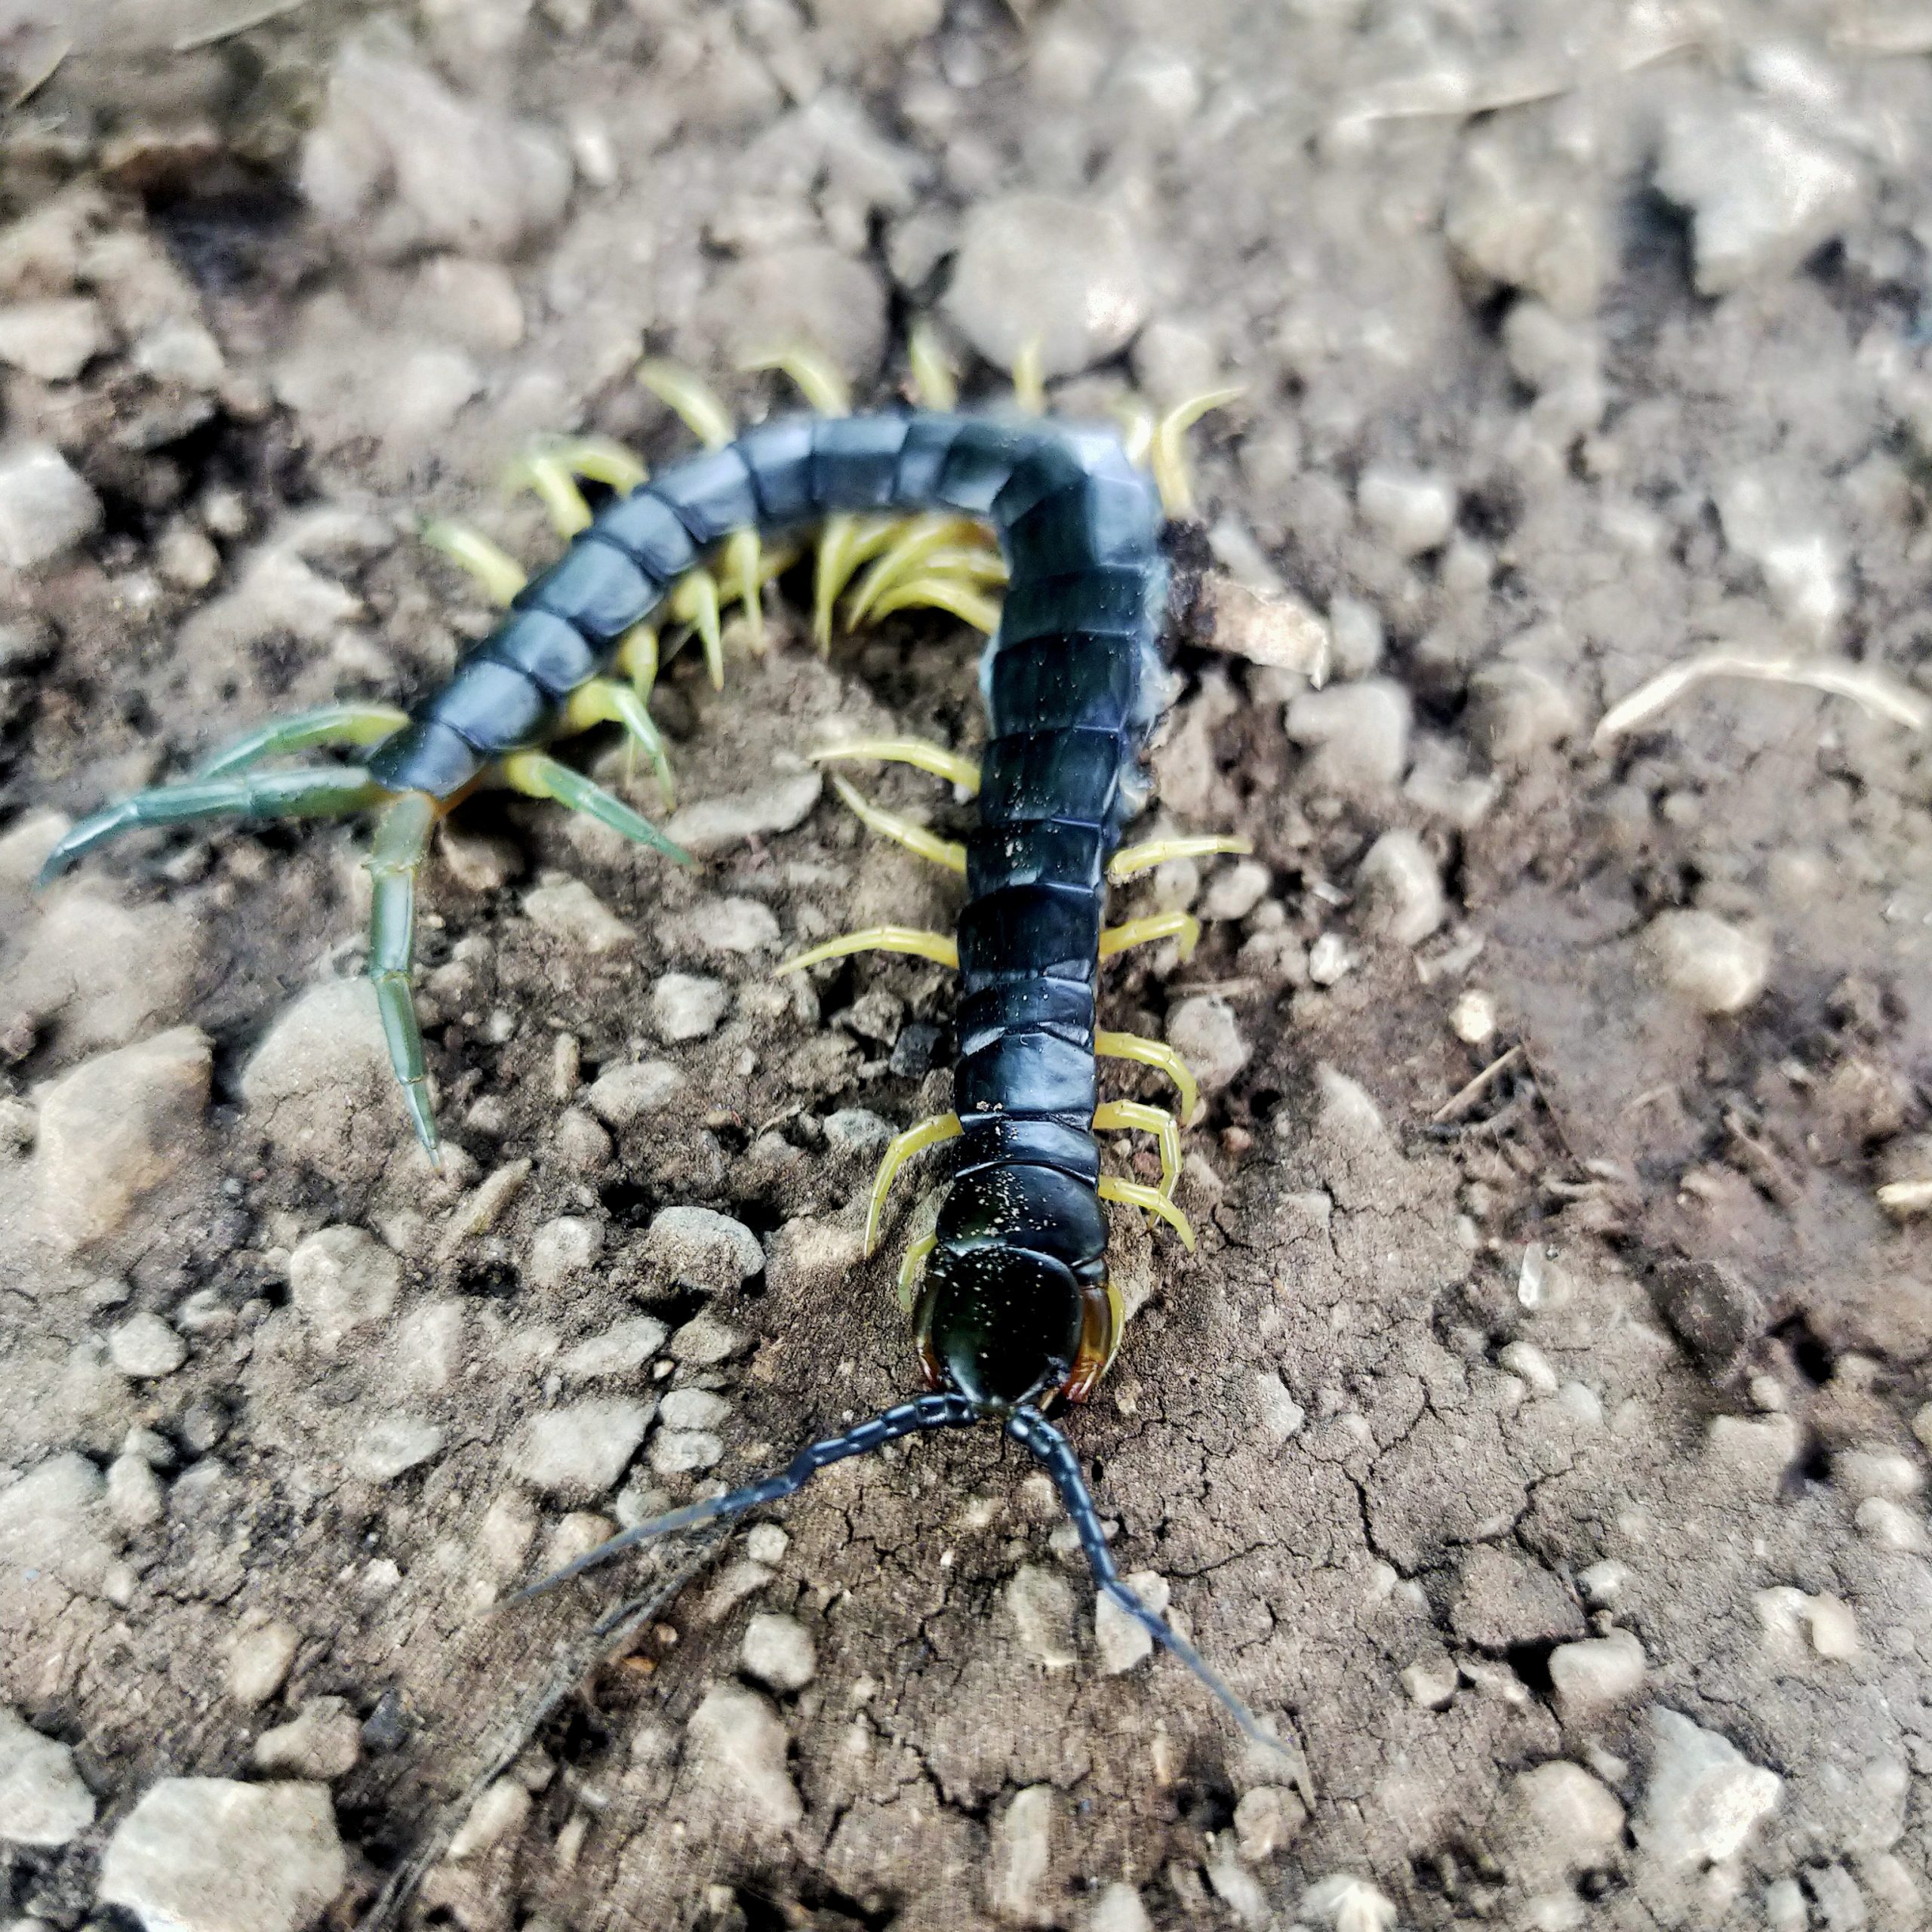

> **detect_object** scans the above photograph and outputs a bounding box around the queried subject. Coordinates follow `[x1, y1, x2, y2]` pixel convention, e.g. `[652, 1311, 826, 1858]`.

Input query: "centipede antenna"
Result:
[512, 1392, 980, 1604]
[1004, 1406, 1299, 1767]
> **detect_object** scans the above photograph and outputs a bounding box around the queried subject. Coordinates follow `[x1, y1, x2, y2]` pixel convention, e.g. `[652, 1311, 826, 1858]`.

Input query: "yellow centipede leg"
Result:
[1108, 833, 1254, 884]
[615, 623, 660, 701]
[1011, 337, 1047, 414]
[775, 927, 959, 975]
[420, 520, 528, 605]
[898, 1232, 938, 1312]
[1150, 388, 1244, 521]
[1093, 1100, 1182, 1198]
[1095, 1031, 1200, 1125]
[811, 738, 982, 795]
[637, 361, 735, 448]
[906, 321, 958, 411]
[829, 775, 966, 875]
[670, 571, 725, 690]
[1099, 909, 1201, 964]
[865, 1113, 963, 1257]
[1098, 1175, 1196, 1251]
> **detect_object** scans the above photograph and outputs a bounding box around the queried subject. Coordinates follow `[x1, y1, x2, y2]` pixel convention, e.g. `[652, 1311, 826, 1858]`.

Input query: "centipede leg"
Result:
[775, 926, 959, 975]
[1092, 1099, 1182, 1198]
[826, 775, 965, 875]
[810, 738, 982, 795]
[38, 766, 386, 882]
[190, 705, 412, 779]
[863, 1112, 962, 1255]
[1095, 1030, 1201, 1125]
[365, 790, 441, 1164]
[419, 520, 528, 604]
[1107, 832, 1254, 884]
[498, 751, 692, 866]
[1098, 1175, 1196, 1250]
[1099, 909, 1201, 963]
[558, 678, 677, 811]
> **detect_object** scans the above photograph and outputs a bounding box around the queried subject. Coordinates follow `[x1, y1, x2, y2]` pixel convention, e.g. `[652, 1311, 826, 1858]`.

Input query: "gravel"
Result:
[0, 443, 101, 568]
[943, 192, 1148, 378]
[1164, 994, 1250, 1096]
[1644, 909, 1773, 1016]
[650, 972, 729, 1041]
[0, 1706, 96, 1845]
[35, 1027, 211, 1248]
[252, 1698, 362, 1780]
[739, 1612, 817, 1693]
[1284, 681, 1413, 797]
[641, 1205, 763, 1291]
[107, 1310, 187, 1378]
[522, 875, 634, 954]
[0, 296, 107, 380]
[98, 1778, 347, 1932]
[509, 1400, 651, 1500]
[1635, 1707, 1783, 1869]
[227, 1623, 300, 1708]
[585, 1060, 686, 1125]
[685, 1685, 801, 1830]
[288, 1226, 401, 1349]
[662, 773, 822, 854]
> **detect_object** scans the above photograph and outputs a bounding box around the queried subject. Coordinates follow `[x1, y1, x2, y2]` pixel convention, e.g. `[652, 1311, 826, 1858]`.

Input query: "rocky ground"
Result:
[2, 1, 1931, 1928]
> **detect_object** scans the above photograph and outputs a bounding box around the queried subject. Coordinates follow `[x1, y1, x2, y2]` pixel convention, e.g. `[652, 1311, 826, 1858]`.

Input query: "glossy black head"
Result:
[914, 1241, 1084, 1411]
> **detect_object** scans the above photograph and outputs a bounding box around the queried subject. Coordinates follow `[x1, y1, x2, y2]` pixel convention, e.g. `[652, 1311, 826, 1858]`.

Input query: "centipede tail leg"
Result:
[192, 705, 411, 779]
[364, 791, 442, 1161]
[38, 767, 387, 883]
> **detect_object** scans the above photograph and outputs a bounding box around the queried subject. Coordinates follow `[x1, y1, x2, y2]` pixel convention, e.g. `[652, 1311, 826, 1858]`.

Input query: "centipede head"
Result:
[911, 1242, 1084, 1410]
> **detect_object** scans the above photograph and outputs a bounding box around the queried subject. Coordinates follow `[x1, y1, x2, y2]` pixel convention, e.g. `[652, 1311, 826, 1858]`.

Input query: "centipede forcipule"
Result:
[42, 377, 1294, 1758]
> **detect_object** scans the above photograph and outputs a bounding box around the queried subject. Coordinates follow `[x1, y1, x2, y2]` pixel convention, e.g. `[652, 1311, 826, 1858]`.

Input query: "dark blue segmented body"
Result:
[373, 413, 1169, 1404]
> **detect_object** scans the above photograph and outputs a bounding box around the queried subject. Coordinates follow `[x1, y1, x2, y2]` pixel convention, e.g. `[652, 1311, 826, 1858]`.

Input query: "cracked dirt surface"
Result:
[2, 1, 1931, 1928]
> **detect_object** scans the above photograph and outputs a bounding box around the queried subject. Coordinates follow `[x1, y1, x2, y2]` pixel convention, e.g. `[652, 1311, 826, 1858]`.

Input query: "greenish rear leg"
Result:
[37, 766, 386, 883]
[366, 791, 441, 1166]
[192, 704, 410, 779]
[499, 751, 694, 866]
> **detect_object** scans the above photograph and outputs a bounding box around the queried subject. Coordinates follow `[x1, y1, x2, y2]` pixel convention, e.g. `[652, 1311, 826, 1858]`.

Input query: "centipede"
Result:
[42, 343, 1292, 1758]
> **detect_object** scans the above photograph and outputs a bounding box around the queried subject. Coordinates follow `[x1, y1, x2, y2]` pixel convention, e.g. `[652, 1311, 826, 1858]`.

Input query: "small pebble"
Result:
[1233, 1785, 1307, 1862]
[1355, 467, 1454, 558]
[585, 1060, 685, 1126]
[1303, 1875, 1398, 1932]
[99, 1777, 347, 1932]
[648, 1429, 724, 1476]
[445, 1778, 531, 1861]
[229, 1622, 300, 1706]
[1549, 1627, 1646, 1722]
[1086, 1881, 1155, 1932]
[667, 1310, 750, 1366]
[288, 1226, 401, 1350]
[988, 1783, 1059, 1925]
[1094, 1569, 1169, 1675]
[522, 876, 633, 955]
[0, 443, 102, 568]
[944, 193, 1146, 377]
[1655, 103, 1863, 295]
[558, 1316, 669, 1380]
[1635, 1707, 1781, 1867]
[1401, 1656, 1459, 1709]
[109, 1310, 187, 1378]
[1166, 995, 1250, 1094]
[1644, 910, 1770, 1016]
[1451, 990, 1497, 1044]
[1201, 860, 1270, 923]
[0, 1707, 97, 1845]
[824, 1107, 894, 1155]
[1357, 829, 1444, 946]
[107, 1452, 166, 1528]
[525, 1216, 605, 1291]
[686, 1684, 802, 1828]
[682, 896, 781, 954]
[1501, 1761, 1625, 1889]
[740, 1612, 817, 1693]
[0, 296, 107, 380]
[1286, 680, 1412, 795]
[659, 1388, 730, 1432]
[642, 1206, 763, 1291]
[36, 1027, 211, 1249]
[651, 973, 729, 1042]
[663, 774, 822, 854]
[510, 1400, 651, 1500]
[1468, 663, 1579, 767]
[1307, 933, 1352, 986]
[1006, 1564, 1078, 1669]
[252, 1697, 362, 1780]
[348, 1417, 445, 1483]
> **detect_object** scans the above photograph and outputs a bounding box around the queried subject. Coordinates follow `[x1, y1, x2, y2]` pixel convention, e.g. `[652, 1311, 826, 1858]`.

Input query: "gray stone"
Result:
[740, 1612, 817, 1693]
[1635, 1707, 1781, 1867]
[946, 194, 1147, 378]
[0, 443, 101, 568]
[1357, 830, 1445, 947]
[522, 875, 632, 954]
[585, 1060, 685, 1126]
[347, 1417, 445, 1483]
[288, 1226, 401, 1350]
[0, 1452, 117, 1598]
[1644, 909, 1770, 1015]
[686, 1684, 802, 1828]
[666, 1310, 750, 1367]
[509, 1400, 651, 1500]
[650, 972, 729, 1041]
[108, 1310, 187, 1378]
[525, 1215, 605, 1291]
[988, 1783, 1059, 1925]
[228, 1622, 300, 1706]
[239, 980, 400, 1184]
[642, 1206, 763, 1291]
[252, 1698, 361, 1780]
[0, 1707, 95, 1845]
[557, 1317, 668, 1380]
[0, 297, 106, 381]
[36, 1028, 211, 1248]
[1286, 680, 1412, 796]
[1356, 467, 1454, 558]
[663, 773, 823, 854]
[106, 1452, 166, 1528]
[99, 1777, 347, 1932]
[1165, 995, 1250, 1095]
